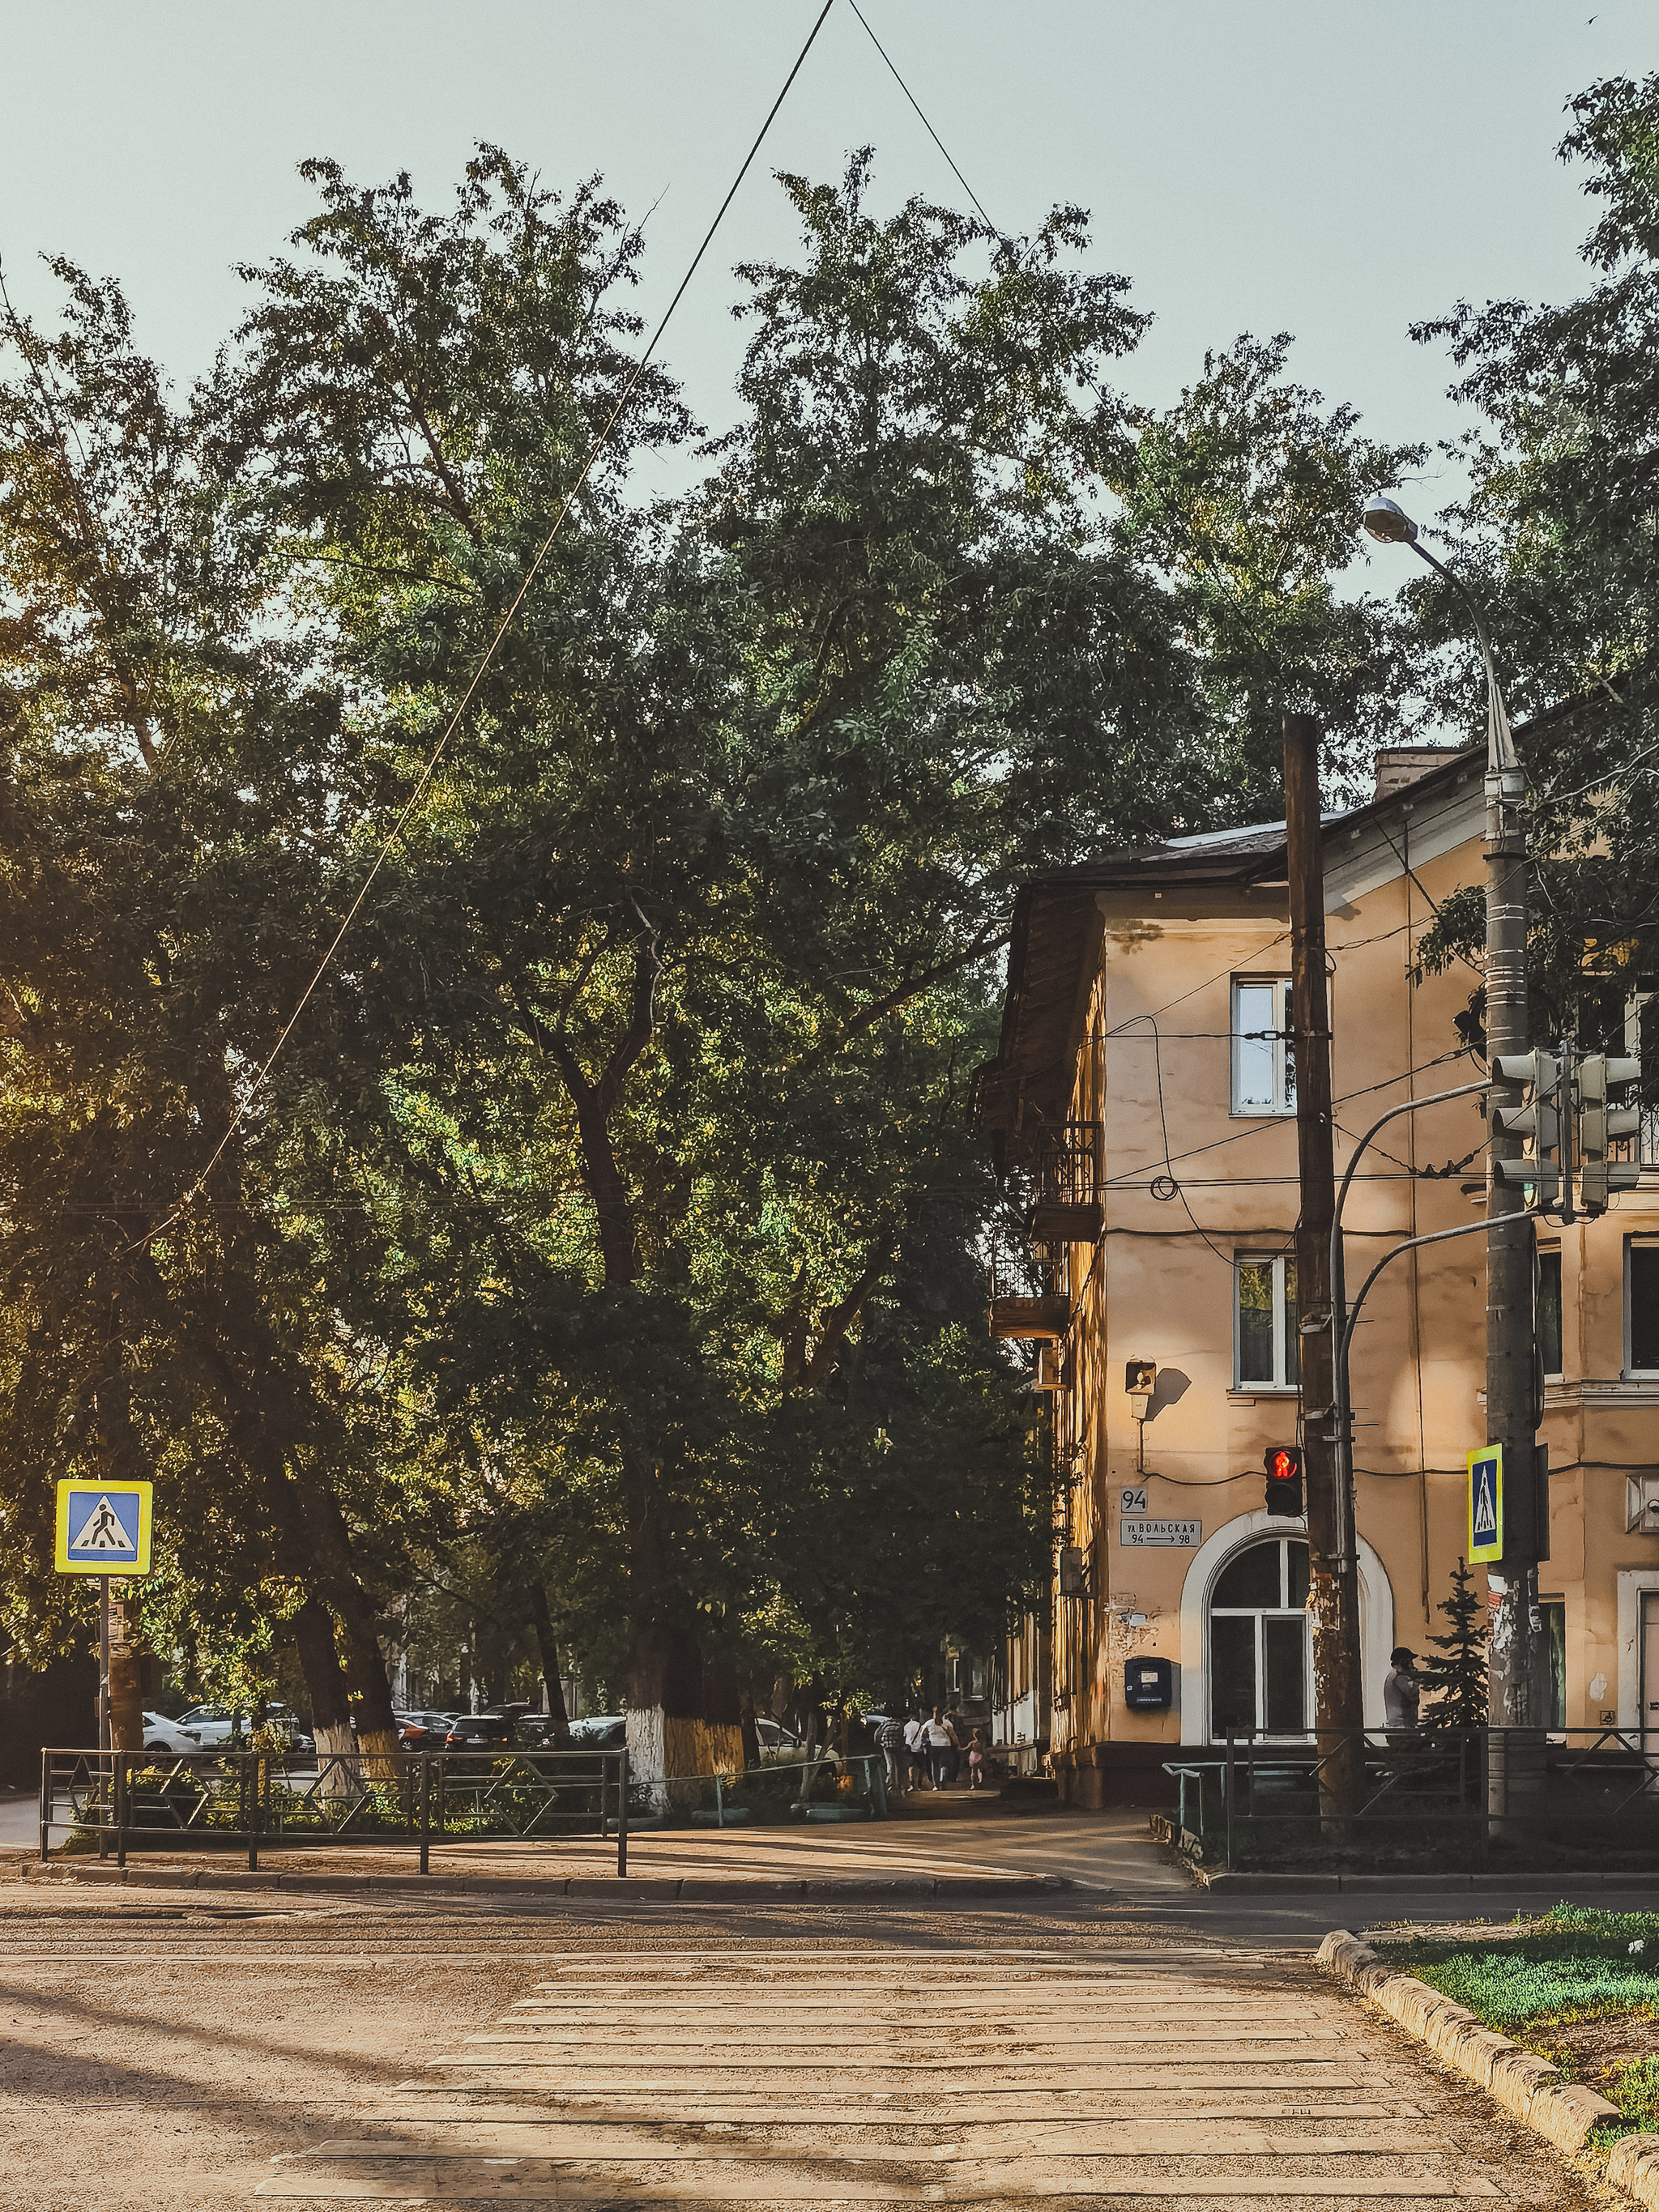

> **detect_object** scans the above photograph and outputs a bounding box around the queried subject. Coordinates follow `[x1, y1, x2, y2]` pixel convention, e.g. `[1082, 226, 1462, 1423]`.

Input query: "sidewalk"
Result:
[6, 1804, 1194, 1896]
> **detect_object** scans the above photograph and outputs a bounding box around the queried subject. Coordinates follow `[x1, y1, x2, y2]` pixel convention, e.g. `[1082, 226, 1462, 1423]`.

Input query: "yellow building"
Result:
[975, 742, 1659, 1807]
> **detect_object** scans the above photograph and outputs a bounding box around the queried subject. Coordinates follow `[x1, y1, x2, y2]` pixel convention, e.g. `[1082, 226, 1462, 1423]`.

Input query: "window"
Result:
[1628, 1239, 1659, 1376]
[1232, 978, 1295, 1115]
[1537, 1249, 1563, 1381]
[1539, 1600, 1566, 1733]
[1209, 1536, 1312, 1740]
[1236, 1254, 1299, 1390]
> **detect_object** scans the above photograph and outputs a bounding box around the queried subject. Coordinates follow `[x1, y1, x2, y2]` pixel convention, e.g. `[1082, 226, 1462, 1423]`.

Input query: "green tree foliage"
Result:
[1418, 1556, 1490, 1733]
[1406, 74, 1659, 1061]
[0, 261, 412, 1750]
[1114, 332, 1426, 804]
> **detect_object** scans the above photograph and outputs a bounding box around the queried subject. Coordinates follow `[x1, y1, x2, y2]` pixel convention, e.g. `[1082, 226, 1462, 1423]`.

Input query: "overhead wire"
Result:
[139, 0, 838, 1252]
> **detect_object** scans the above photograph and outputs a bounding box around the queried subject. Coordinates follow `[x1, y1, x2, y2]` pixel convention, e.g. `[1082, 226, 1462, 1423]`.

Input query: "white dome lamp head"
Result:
[1362, 493, 1418, 546]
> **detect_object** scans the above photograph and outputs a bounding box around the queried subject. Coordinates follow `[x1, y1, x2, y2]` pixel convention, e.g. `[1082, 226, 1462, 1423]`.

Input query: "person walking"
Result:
[966, 1729, 987, 1790]
[923, 1706, 958, 1792]
[902, 1710, 927, 1792]
[1383, 1647, 1420, 1748]
[876, 1712, 907, 1799]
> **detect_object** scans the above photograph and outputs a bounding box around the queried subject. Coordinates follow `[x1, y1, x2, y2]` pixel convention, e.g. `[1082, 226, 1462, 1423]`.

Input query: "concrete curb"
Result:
[1316, 1929, 1627, 2171]
[13, 1860, 1069, 1903]
[1199, 1868, 1659, 1894]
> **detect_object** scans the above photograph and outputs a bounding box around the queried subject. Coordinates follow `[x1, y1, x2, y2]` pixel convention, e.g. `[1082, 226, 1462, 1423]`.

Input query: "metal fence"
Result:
[40, 1745, 630, 1875]
[39, 1742, 893, 1873]
[1163, 1727, 1659, 1872]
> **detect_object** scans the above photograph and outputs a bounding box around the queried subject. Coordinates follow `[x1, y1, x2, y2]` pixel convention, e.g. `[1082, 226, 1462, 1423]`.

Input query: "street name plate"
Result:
[1120, 1518, 1200, 1547]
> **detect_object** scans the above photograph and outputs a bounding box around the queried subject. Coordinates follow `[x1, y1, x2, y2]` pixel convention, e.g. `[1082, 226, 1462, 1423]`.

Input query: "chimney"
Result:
[1371, 745, 1458, 803]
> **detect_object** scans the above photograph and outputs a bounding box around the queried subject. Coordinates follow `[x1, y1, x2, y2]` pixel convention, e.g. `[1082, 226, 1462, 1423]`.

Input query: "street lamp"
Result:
[1362, 493, 1543, 1791]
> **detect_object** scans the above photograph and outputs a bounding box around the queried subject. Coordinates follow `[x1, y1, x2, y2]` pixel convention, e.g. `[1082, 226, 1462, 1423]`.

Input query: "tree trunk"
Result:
[739, 1677, 761, 1775]
[108, 1592, 145, 1754]
[527, 1581, 570, 1739]
[290, 1596, 358, 1801]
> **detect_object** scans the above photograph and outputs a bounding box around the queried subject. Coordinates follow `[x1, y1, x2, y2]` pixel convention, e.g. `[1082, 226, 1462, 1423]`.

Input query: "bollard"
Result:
[420, 1754, 432, 1876]
[617, 1747, 629, 1877]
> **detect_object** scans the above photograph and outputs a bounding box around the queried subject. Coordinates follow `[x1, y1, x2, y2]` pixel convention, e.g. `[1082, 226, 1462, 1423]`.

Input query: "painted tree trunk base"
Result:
[625, 1709, 744, 1809]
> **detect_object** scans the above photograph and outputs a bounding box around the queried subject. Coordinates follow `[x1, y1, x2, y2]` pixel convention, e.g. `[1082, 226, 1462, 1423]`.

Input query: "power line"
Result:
[140, 0, 838, 1253]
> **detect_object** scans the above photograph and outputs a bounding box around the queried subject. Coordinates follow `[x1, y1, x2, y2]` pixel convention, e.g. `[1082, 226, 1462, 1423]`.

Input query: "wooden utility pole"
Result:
[1283, 714, 1364, 1820]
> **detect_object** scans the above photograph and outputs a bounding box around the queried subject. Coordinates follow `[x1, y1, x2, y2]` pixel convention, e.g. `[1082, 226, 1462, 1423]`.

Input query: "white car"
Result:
[174, 1703, 236, 1744]
[142, 1712, 202, 1754]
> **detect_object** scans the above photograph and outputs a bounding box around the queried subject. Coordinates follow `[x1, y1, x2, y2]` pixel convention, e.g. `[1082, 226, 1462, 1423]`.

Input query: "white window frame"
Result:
[1627, 1235, 1659, 1379]
[1537, 1244, 1563, 1384]
[1207, 1536, 1314, 1741]
[1235, 1251, 1298, 1392]
[1231, 977, 1294, 1116]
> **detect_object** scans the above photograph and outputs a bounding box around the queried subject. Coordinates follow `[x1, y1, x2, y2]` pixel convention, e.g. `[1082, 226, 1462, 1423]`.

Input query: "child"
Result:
[967, 1730, 986, 1790]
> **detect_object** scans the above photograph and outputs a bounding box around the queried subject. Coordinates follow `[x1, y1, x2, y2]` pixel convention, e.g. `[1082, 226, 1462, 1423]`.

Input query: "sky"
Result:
[2, 1, 1653, 545]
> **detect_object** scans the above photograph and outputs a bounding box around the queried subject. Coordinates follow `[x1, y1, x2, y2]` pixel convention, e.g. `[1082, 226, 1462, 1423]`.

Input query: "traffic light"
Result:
[1264, 1444, 1304, 1518]
[1491, 1051, 1562, 1203]
[1578, 1054, 1642, 1215]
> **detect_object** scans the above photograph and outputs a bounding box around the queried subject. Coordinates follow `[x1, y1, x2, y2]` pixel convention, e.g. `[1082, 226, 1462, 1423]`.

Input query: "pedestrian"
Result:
[902, 1710, 927, 1792]
[1384, 1646, 1420, 1748]
[923, 1706, 958, 1791]
[966, 1730, 986, 1791]
[876, 1711, 907, 1799]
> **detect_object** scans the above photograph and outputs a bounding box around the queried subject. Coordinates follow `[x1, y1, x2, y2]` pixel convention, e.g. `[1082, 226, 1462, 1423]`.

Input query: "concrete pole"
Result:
[1483, 761, 1546, 1811]
[1284, 714, 1364, 1821]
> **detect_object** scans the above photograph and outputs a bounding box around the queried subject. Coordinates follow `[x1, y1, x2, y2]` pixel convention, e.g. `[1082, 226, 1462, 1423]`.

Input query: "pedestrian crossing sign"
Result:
[1467, 1445, 1503, 1566]
[53, 1480, 153, 1576]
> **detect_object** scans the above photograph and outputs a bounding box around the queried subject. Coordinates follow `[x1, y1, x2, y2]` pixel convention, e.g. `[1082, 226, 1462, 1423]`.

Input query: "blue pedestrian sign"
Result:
[54, 1480, 153, 1576]
[1467, 1445, 1503, 1566]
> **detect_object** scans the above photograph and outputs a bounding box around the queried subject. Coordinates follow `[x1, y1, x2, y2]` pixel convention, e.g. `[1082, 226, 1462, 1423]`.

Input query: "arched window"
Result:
[1209, 1536, 1311, 1741]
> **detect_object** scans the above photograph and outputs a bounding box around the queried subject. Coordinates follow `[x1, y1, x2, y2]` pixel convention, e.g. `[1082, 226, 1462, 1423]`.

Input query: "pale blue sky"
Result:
[2, 2, 1653, 535]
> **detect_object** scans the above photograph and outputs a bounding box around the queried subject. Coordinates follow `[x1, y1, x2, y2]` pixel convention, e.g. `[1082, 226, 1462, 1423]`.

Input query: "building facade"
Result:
[975, 744, 1659, 1808]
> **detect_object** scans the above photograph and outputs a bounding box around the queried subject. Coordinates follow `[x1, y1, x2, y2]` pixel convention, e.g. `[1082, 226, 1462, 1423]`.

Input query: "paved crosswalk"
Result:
[259, 1944, 1508, 2203]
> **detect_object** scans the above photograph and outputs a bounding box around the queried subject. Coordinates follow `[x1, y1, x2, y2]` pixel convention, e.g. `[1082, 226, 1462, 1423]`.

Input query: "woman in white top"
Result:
[923, 1707, 959, 1791]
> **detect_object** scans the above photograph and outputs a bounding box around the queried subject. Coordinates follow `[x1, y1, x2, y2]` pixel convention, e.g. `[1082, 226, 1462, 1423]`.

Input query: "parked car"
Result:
[443, 1712, 516, 1751]
[394, 1711, 457, 1750]
[566, 1715, 627, 1750]
[175, 1703, 236, 1744]
[141, 1712, 201, 1755]
[173, 1703, 313, 1750]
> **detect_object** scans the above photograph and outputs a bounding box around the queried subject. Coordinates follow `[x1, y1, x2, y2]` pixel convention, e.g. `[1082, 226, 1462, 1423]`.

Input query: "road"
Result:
[0, 1877, 1602, 2209]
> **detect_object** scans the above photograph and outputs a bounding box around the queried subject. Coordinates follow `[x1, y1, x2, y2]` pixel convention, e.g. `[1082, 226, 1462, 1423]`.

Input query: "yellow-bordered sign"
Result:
[53, 1480, 152, 1576]
[1467, 1444, 1503, 1566]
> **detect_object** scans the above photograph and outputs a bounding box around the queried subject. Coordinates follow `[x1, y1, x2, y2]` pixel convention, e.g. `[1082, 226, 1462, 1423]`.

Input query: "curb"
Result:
[1196, 1868, 1659, 1894]
[1316, 1929, 1627, 2172]
[13, 1861, 1069, 1903]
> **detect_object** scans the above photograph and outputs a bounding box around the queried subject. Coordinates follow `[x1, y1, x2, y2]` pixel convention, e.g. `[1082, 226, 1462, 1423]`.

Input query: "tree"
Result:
[0, 259, 413, 1756]
[1418, 1557, 1490, 1733]
[1112, 331, 1427, 805]
[1404, 73, 1659, 1068]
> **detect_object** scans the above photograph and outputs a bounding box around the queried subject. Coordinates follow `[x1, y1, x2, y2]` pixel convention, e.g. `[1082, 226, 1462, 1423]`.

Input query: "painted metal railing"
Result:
[39, 1745, 630, 1875]
[1163, 1726, 1659, 1871]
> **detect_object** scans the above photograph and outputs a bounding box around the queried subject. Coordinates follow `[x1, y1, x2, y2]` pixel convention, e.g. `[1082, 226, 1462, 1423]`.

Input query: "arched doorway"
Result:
[1208, 1535, 1311, 1740]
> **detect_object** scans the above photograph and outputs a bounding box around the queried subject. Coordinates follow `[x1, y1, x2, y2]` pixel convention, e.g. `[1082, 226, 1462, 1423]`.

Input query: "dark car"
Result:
[443, 1712, 515, 1751]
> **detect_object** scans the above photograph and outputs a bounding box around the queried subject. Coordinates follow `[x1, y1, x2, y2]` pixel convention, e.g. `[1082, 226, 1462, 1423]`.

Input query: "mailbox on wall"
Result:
[1124, 1656, 1173, 1711]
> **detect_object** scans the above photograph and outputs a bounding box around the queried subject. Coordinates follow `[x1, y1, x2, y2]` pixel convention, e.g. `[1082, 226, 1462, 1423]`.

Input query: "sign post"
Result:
[53, 1481, 153, 1758]
[1468, 1446, 1504, 1566]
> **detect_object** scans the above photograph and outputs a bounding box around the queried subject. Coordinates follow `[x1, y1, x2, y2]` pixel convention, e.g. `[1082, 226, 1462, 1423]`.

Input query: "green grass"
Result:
[1378, 1904, 1659, 2130]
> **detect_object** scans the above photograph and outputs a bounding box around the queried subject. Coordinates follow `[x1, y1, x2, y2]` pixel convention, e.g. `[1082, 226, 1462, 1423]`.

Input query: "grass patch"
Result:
[1375, 1903, 1659, 2129]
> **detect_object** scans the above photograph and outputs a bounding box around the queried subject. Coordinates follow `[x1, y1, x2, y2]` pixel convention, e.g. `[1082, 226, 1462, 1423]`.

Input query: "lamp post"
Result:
[1362, 496, 1545, 1805]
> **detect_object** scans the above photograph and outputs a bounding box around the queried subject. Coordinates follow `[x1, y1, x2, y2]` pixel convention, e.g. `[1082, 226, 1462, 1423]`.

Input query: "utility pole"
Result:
[1483, 745, 1546, 1812]
[1284, 713, 1363, 1820]
[1359, 492, 1546, 1820]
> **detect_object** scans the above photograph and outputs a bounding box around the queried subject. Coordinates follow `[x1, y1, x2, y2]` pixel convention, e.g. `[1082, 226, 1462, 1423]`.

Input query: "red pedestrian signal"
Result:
[1264, 1445, 1304, 1518]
